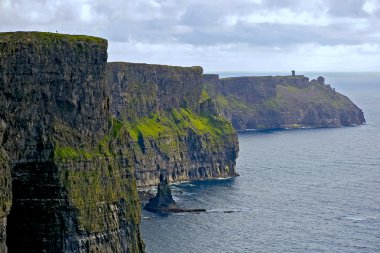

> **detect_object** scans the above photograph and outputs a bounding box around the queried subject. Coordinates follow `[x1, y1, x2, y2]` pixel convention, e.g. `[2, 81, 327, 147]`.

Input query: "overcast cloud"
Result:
[1, 0, 379, 71]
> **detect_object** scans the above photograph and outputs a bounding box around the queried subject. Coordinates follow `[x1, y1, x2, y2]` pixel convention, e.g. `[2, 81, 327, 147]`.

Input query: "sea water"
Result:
[141, 72, 380, 253]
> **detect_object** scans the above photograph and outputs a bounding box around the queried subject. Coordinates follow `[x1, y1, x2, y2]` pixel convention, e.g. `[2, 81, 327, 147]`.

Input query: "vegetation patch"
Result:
[216, 94, 229, 108]
[59, 158, 140, 232]
[200, 89, 211, 103]
[0, 31, 106, 44]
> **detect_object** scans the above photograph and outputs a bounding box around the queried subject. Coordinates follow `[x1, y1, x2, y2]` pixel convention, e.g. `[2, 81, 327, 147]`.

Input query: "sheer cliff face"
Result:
[108, 63, 203, 120]
[107, 63, 239, 187]
[203, 74, 365, 130]
[0, 32, 144, 253]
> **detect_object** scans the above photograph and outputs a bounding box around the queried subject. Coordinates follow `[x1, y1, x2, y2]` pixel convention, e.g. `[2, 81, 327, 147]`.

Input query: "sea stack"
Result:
[144, 174, 206, 213]
[144, 174, 177, 212]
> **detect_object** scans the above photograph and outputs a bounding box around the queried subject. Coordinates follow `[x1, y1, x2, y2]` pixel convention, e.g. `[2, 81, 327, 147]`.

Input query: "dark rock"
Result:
[200, 97, 219, 116]
[144, 174, 177, 212]
[138, 189, 156, 206]
[144, 174, 206, 214]
[167, 208, 206, 213]
[317, 76, 325, 85]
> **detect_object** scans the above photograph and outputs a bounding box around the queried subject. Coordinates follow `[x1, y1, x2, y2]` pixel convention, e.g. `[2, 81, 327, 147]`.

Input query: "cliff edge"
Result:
[203, 74, 365, 130]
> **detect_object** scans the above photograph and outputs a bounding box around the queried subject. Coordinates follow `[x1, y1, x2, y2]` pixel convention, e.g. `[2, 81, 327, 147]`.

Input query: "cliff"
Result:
[0, 32, 144, 252]
[203, 74, 365, 130]
[107, 62, 239, 187]
[0, 32, 240, 252]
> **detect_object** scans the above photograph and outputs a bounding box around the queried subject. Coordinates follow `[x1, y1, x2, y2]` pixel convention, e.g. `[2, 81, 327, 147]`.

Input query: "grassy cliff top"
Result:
[0, 31, 107, 44]
[108, 61, 203, 73]
[220, 75, 306, 80]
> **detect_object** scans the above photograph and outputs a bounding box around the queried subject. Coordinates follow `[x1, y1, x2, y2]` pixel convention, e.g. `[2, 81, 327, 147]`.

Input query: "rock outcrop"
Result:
[144, 174, 177, 212]
[0, 32, 144, 252]
[107, 63, 239, 187]
[203, 74, 365, 130]
[144, 174, 206, 213]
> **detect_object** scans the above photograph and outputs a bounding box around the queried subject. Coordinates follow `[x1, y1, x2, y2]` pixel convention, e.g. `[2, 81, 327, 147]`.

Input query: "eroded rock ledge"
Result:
[203, 73, 365, 130]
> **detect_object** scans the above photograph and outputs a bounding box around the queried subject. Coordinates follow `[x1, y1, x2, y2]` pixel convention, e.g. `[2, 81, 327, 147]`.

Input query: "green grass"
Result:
[263, 98, 281, 110]
[228, 95, 251, 111]
[53, 119, 141, 233]
[122, 107, 234, 141]
[0, 31, 106, 44]
[54, 146, 81, 160]
[54, 146, 98, 161]
[200, 89, 211, 103]
[59, 158, 141, 232]
[275, 75, 305, 79]
[134, 115, 168, 139]
[175, 108, 235, 136]
[103, 107, 236, 156]
[284, 85, 299, 93]
[216, 94, 229, 108]
[111, 119, 123, 138]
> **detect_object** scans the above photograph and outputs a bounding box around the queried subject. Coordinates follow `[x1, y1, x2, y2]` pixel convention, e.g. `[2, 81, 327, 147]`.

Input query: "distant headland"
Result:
[203, 71, 365, 130]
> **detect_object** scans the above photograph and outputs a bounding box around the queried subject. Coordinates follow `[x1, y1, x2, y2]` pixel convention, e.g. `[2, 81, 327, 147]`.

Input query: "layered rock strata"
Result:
[203, 74, 365, 130]
[107, 63, 239, 187]
[0, 32, 144, 252]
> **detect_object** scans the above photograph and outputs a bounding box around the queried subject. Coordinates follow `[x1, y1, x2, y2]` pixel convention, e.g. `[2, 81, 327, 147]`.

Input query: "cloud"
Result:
[362, 0, 379, 14]
[230, 9, 330, 26]
[0, 0, 379, 71]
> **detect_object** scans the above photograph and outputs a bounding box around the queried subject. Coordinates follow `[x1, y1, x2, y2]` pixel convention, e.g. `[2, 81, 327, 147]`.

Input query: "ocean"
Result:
[141, 72, 380, 253]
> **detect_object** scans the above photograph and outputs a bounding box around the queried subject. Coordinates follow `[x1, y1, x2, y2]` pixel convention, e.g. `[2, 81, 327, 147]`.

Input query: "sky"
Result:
[0, 0, 379, 72]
